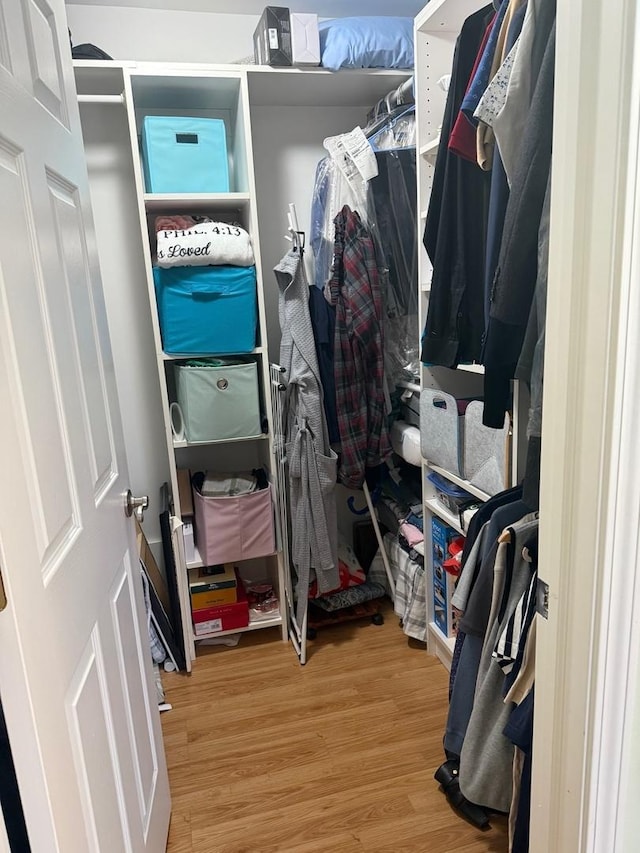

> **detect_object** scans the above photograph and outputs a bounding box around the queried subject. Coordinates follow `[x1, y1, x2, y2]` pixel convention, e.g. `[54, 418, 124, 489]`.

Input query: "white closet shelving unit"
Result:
[415, 0, 527, 671]
[74, 60, 410, 669]
[127, 65, 283, 667]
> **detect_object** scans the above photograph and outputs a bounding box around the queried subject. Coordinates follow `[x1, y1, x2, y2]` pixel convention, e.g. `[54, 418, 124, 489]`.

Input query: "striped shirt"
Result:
[492, 550, 537, 674]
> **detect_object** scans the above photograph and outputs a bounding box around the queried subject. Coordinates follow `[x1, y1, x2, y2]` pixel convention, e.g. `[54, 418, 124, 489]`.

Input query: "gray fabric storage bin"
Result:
[463, 402, 510, 495]
[420, 389, 463, 476]
[420, 392, 510, 494]
[175, 359, 261, 442]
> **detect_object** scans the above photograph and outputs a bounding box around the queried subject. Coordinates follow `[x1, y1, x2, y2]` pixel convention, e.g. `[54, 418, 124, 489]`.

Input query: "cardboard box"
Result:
[290, 13, 320, 66]
[135, 519, 171, 615]
[177, 468, 194, 516]
[189, 563, 237, 609]
[253, 7, 292, 67]
[431, 517, 460, 639]
[433, 561, 457, 639]
[193, 575, 249, 636]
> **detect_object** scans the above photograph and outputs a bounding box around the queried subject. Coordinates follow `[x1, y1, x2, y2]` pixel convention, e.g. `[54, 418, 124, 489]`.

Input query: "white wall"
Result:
[250, 104, 370, 353]
[79, 102, 170, 551]
[66, 4, 259, 62]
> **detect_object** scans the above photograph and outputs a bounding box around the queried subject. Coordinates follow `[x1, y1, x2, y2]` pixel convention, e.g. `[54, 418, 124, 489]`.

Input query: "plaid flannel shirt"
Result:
[328, 206, 391, 489]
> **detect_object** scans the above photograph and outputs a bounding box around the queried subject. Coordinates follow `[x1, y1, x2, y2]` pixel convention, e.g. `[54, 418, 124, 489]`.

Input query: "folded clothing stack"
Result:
[200, 471, 259, 498]
[375, 460, 424, 535]
[155, 216, 254, 268]
[197, 468, 268, 498]
[369, 533, 426, 642]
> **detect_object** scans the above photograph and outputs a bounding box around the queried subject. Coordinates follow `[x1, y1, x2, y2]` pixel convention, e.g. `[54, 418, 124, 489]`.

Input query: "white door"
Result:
[0, 2, 171, 851]
[528, 0, 640, 849]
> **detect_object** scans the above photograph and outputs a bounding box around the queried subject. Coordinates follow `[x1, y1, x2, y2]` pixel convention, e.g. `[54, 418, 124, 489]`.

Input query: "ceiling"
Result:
[65, 0, 427, 17]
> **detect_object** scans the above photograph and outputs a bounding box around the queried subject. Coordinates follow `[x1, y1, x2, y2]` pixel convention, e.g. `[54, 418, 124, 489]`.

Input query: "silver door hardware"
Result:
[125, 490, 149, 522]
[536, 578, 549, 619]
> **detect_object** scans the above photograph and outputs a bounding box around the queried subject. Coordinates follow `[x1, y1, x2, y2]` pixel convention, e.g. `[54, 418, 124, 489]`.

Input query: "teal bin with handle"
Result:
[173, 359, 262, 443]
[153, 265, 257, 355]
[142, 116, 230, 193]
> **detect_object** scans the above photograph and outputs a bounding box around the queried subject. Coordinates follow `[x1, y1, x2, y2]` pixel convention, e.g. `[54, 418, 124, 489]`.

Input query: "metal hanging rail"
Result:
[269, 363, 308, 664]
[77, 94, 125, 105]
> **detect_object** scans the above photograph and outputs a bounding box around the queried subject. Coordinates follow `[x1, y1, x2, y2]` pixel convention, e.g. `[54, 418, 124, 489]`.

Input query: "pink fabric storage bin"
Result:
[193, 483, 276, 564]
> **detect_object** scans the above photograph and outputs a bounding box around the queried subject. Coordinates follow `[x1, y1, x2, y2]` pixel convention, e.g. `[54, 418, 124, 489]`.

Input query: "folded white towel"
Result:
[157, 221, 254, 268]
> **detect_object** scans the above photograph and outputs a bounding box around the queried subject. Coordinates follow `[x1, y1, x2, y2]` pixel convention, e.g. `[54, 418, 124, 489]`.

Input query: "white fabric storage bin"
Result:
[174, 359, 261, 442]
[141, 116, 229, 193]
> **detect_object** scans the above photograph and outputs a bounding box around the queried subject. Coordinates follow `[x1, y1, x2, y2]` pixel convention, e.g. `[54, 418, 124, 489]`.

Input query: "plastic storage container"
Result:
[173, 359, 262, 443]
[141, 116, 230, 193]
[193, 482, 276, 565]
[427, 471, 475, 515]
[153, 265, 257, 355]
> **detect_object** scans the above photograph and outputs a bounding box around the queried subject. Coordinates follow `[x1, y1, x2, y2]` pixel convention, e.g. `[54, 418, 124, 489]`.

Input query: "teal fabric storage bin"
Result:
[174, 359, 262, 442]
[141, 116, 230, 193]
[153, 265, 257, 355]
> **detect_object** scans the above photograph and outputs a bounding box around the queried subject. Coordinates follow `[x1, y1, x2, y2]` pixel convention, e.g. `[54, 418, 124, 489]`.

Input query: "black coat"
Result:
[421, 5, 494, 367]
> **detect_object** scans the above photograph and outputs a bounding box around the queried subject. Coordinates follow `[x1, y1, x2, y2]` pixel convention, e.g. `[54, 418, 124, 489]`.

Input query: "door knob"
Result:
[125, 490, 149, 522]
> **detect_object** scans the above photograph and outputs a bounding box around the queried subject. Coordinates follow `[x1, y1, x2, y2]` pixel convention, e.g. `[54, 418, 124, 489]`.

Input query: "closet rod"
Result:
[397, 379, 421, 395]
[77, 94, 125, 105]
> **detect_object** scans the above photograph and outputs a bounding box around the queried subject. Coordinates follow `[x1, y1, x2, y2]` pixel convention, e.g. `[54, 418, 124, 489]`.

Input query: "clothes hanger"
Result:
[366, 104, 415, 149]
[283, 203, 306, 254]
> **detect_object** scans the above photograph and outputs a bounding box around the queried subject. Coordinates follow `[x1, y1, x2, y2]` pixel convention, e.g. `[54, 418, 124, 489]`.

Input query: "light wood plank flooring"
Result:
[161, 601, 508, 853]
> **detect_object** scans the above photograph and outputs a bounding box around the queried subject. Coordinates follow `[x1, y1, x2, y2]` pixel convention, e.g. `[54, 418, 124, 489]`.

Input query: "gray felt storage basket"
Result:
[463, 401, 510, 495]
[420, 389, 463, 476]
[420, 393, 510, 495]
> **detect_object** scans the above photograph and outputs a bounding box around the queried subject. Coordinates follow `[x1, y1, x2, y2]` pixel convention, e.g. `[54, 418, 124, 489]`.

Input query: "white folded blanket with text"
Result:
[156, 221, 254, 268]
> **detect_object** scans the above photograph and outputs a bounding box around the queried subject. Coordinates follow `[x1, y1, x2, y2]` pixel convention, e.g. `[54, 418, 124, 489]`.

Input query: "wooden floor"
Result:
[161, 600, 509, 853]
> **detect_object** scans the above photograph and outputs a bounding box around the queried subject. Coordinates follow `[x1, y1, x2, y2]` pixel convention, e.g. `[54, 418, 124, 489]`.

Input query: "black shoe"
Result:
[434, 760, 491, 829]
